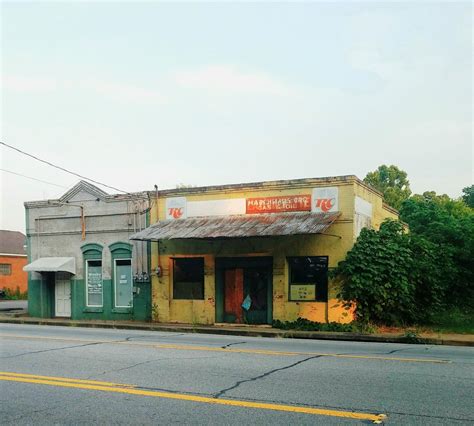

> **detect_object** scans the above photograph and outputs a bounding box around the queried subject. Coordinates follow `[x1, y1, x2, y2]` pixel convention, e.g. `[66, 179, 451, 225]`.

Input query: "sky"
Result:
[1, 1, 472, 233]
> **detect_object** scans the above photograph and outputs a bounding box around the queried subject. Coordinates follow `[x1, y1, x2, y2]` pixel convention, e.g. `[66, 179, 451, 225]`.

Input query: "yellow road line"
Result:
[150, 343, 449, 363]
[0, 371, 135, 388]
[0, 333, 450, 363]
[0, 372, 386, 423]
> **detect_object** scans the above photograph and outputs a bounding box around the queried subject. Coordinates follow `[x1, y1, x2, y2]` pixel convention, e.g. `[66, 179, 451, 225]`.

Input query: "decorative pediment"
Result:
[59, 181, 108, 203]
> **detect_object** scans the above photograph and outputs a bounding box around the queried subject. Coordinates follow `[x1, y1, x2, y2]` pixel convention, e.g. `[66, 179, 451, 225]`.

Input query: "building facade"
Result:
[24, 181, 151, 321]
[0, 230, 28, 295]
[132, 176, 398, 325]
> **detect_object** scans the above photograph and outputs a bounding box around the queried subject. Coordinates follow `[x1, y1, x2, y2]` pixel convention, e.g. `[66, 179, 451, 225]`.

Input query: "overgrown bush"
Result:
[333, 220, 445, 325]
[272, 318, 373, 333]
[1, 287, 28, 300]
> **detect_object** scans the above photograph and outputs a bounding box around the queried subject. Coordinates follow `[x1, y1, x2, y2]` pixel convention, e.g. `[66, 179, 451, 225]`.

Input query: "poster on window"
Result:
[312, 187, 339, 213]
[87, 264, 103, 306]
[290, 284, 316, 301]
[88, 270, 102, 293]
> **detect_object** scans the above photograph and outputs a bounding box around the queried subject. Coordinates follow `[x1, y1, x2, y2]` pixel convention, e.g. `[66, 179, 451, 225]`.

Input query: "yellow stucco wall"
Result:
[149, 177, 396, 325]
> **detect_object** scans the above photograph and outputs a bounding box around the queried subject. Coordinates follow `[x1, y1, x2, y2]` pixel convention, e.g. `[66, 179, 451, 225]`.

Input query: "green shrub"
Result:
[1, 287, 28, 300]
[333, 220, 445, 325]
[272, 318, 372, 333]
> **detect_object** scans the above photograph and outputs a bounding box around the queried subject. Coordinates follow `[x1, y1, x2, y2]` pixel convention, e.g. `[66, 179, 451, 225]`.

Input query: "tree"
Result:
[364, 165, 411, 210]
[462, 185, 474, 208]
[400, 192, 474, 308]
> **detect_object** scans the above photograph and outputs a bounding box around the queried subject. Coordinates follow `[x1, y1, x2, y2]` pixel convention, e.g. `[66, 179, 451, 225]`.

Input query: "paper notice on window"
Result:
[290, 284, 316, 301]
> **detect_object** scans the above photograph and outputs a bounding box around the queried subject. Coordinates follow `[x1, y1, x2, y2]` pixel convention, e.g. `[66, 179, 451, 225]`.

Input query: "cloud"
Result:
[174, 65, 293, 96]
[85, 80, 166, 103]
[2, 75, 57, 92]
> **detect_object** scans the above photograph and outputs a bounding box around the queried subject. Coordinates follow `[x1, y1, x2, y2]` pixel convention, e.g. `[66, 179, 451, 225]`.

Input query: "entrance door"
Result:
[55, 272, 71, 317]
[216, 257, 272, 325]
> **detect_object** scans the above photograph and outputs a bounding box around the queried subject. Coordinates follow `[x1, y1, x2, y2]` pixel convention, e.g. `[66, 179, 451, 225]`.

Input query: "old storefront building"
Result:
[24, 181, 151, 321]
[131, 176, 398, 325]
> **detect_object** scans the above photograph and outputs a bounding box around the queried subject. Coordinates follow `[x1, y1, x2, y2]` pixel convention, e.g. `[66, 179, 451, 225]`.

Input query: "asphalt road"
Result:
[0, 324, 473, 425]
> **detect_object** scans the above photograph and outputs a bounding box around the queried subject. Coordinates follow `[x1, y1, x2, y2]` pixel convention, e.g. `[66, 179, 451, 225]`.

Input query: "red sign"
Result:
[246, 195, 311, 214]
[168, 207, 184, 219]
[315, 198, 335, 212]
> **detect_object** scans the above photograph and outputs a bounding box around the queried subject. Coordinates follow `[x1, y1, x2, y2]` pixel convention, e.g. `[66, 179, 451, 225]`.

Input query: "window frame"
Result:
[0, 263, 12, 275]
[113, 258, 133, 308]
[172, 257, 205, 300]
[85, 259, 103, 308]
[287, 256, 329, 302]
[81, 243, 104, 310]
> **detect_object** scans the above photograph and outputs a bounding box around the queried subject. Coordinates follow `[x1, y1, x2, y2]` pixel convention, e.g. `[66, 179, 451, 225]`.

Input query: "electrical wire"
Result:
[0, 168, 69, 188]
[1, 141, 147, 199]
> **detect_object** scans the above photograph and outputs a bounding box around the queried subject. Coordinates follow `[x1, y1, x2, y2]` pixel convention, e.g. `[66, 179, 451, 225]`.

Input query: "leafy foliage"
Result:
[0, 287, 28, 300]
[364, 165, 411, 210]
[333, 220, 445, 325]
[400, 192, 474, 308]
[462, 185, 474, 208]
[272, 318, 371, 333]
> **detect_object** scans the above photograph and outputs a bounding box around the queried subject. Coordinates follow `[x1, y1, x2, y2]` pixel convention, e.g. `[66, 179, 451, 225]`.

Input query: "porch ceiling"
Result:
[130, 211, 341, 241]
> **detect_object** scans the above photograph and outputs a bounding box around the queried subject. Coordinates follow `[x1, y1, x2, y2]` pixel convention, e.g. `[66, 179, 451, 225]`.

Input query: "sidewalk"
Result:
[1, 315, 473, 346]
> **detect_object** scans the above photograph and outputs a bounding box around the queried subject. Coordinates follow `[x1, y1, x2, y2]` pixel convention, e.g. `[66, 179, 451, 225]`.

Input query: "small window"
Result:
[0, 264, 12, 275]
[114, 259, 133, 308]
[86, 260, 103, 307]
[288, 257, 328, 302]
[173, 258, 204, 300]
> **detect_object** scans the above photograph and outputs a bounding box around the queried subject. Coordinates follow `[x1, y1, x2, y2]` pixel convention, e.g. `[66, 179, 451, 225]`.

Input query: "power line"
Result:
[1, 141, 146, 199]
[0, 168, 69, 188]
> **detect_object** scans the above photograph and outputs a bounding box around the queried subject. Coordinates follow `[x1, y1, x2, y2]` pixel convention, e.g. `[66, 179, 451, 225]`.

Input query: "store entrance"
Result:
[216, 257, 272, 325]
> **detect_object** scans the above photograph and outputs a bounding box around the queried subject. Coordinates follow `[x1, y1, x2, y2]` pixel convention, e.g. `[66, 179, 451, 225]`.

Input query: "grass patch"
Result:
[273, 318, 375, 333]
[422, 308, 474, 334]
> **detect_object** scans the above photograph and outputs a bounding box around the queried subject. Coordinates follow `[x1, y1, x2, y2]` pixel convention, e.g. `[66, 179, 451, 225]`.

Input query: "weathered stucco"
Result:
[25, 182, 151, 320]
[148, 176, 397, 325]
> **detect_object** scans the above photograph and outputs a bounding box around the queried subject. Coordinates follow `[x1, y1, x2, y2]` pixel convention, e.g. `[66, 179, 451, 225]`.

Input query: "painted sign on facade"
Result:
[354, 196, 373, 238]
[188, 199, 246, 217]
[246, 195, 311, 214]
[312, 187, 339, 213]
[166, 197, 187, 220]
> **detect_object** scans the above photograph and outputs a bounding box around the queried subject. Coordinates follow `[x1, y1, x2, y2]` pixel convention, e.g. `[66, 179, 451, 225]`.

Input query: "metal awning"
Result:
[130, 211, 341, 241]
[23, 257, 76, 274]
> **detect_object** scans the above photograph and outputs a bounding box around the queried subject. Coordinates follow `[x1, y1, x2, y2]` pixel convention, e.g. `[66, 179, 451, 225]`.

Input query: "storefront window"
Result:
[86, 260, 103, 307]
[173, 258, 204, 300]
[288, 256, 328, 302]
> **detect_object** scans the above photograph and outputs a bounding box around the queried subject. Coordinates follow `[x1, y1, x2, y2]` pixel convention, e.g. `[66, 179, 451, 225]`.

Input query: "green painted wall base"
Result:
[28, 276, 151, 321]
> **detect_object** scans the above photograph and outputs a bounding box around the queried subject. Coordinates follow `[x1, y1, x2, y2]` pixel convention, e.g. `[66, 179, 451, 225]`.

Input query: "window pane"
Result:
[288, 257, 328, 302]
[115, 259, 132, 307]
[173, 258, 204, 300]
[0, 264, 12, 275]
[87, 260, 102, 306]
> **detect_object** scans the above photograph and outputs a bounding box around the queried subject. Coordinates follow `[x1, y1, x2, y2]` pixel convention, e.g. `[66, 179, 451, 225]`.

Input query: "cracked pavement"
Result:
[0, 323, 473, 424]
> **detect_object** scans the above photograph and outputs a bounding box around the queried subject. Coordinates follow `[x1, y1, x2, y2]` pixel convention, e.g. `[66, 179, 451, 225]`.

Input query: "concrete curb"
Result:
[1, 316, 472, 347]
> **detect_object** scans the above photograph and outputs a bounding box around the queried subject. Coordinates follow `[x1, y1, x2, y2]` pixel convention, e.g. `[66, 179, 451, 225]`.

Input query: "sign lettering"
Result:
[246, 195, 311, 214]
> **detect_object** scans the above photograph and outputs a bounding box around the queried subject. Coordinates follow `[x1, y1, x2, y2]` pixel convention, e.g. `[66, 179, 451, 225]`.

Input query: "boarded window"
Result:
[86, 260, 103, 307]
[173, 258, 204, 300]
[115, 259, 133, 308]
[0, 264, 12, 275]
[288, 257, 328, 302]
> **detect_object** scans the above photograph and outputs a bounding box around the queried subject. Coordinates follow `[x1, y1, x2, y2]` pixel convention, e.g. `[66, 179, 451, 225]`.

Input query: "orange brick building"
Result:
[0, 230, 28, 294]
